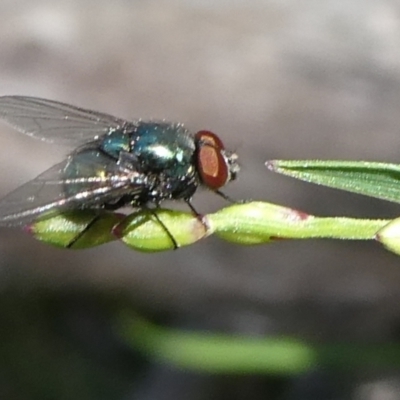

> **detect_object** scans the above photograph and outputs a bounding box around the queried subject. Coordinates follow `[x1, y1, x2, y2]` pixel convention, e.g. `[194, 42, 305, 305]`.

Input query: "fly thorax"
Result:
[130, 122, 199, 200]
[101, 129, 131, 159]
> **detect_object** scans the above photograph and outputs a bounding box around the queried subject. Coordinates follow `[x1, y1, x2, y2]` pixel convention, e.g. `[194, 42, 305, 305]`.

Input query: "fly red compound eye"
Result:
[195, 130, 229, 190]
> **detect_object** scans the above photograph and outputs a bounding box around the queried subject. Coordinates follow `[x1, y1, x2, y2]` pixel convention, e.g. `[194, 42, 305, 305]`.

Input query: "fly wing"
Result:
[0, 155, 144, 227]
[0, 96, 131, 147]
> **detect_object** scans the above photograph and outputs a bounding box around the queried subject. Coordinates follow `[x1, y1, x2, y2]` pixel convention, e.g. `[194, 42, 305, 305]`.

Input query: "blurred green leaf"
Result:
[118, 312, 400, 374]
[118, 313, 316, 375]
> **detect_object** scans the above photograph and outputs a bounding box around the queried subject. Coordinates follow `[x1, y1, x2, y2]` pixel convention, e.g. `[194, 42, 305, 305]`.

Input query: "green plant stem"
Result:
[209, 202, 390, 243]
[29, 202, 394, 249]
[282, 216, 389, 240]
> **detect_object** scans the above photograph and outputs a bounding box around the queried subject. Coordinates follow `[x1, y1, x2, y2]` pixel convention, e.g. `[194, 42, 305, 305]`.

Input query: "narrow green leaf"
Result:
[267, 160, 400, 204]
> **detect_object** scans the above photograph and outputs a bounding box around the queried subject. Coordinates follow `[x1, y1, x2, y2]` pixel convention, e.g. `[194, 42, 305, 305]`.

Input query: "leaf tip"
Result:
[265, 160, 278, 171]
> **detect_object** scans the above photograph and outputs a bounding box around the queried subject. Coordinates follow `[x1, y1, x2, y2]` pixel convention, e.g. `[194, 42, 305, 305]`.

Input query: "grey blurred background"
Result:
[1, 0, 400, 399]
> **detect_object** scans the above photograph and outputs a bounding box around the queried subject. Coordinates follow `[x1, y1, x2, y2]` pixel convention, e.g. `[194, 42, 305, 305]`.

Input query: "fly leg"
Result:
[145, 204, 179, 250]
[214, 190, 236, 203]
[214, 190, 247, 204]
[65, 213, 101, 249]
[184, 198, 211, 232]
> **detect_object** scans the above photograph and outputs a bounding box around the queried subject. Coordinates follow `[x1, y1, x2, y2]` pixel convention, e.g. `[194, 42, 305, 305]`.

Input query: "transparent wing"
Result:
[0, 154, 144, 227]
[0, 96, 130, 146]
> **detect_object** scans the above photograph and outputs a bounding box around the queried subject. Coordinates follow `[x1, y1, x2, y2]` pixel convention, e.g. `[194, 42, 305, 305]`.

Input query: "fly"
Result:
[0, 96, 240, 247]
